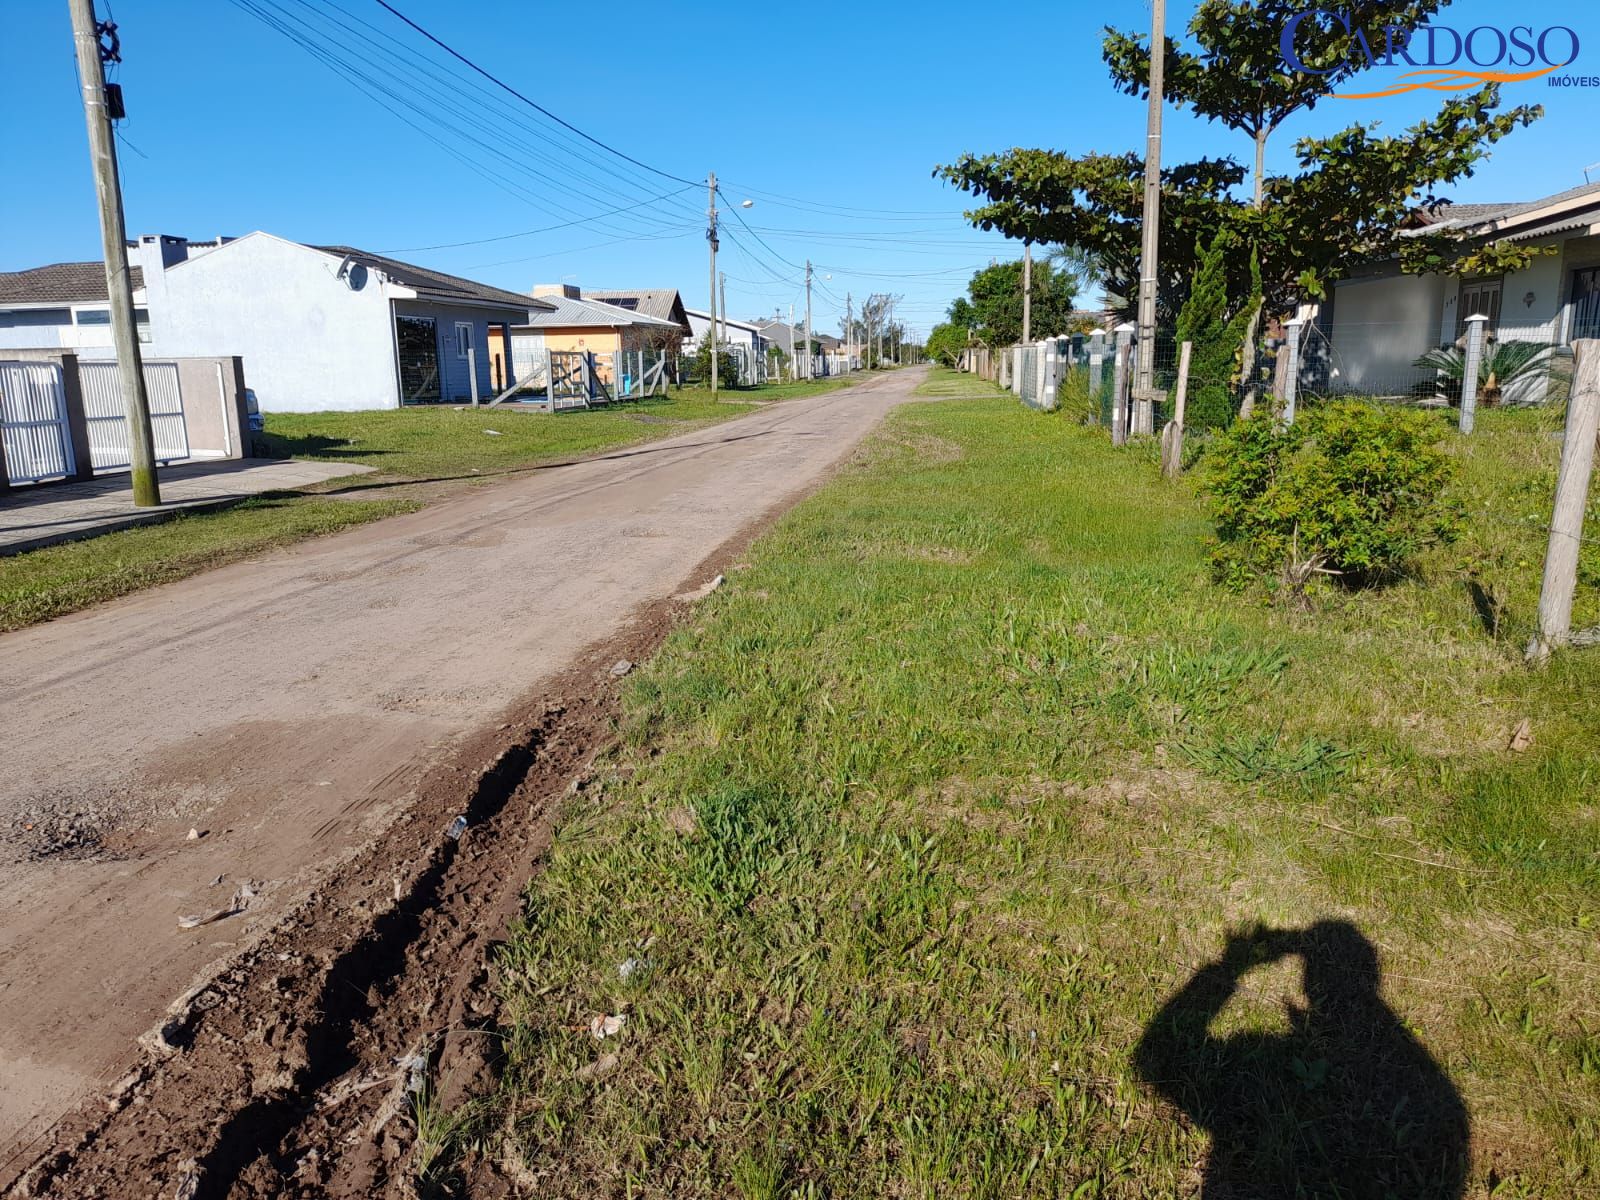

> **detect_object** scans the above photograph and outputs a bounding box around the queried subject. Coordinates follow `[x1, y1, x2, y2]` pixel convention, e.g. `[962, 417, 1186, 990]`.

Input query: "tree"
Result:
[1175, 234, 1261, 429]
[925, 322, 968, 367]
[936, 2, 1542, 334]
[953, 259, 1079, 347]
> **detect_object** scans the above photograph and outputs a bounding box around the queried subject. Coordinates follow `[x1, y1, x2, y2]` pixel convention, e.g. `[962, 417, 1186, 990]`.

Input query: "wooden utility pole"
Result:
[1022, 242, 1032, 344]
[804, 260, 813, 380]
[68, 0, 160, 506]
[1134, 0, 1166, 436]
[706, 171, 718, 398]
[1527, 340, 1599, 664]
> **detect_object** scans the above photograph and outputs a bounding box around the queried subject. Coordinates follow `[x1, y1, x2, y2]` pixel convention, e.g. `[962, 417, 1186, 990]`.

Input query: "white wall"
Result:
[142, 233, 400, 413]
[1329, 273, 1448, 394]
[684, 310, 761, 352]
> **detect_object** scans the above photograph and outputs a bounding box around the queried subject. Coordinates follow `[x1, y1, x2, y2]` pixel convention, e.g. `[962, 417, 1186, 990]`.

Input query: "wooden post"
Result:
[1161, 341, 1192, 479]
[1112, 343, 1133, 446]
[1460, 314, 1488, 434]
[1527, 341, 1600, 664]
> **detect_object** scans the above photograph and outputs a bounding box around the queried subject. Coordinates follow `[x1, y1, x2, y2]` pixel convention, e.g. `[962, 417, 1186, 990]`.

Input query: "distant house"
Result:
[749, 319, 841, 357]
[583, 288, 693, 349]
[0, 261, 152, 350]
[0, 233, 548, 411]
[684, 309, 768, 358]
[1324, 182, 1600, 398]
[508, 285, 685, 381]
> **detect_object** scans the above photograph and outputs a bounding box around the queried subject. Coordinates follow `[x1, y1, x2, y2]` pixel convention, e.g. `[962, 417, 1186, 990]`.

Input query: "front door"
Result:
[1457, 278, 1502, 339]
[1573, 267, 1600, 342]
[395, 315, 441, 404]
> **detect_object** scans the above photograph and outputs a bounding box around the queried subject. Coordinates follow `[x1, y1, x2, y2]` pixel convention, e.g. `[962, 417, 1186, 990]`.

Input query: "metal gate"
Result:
[79, 361, 190, 469]
[0, 361, 77, 485]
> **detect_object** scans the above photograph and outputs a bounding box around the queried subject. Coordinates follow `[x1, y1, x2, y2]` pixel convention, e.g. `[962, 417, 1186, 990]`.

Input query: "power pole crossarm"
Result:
[68, 0, 160, 506]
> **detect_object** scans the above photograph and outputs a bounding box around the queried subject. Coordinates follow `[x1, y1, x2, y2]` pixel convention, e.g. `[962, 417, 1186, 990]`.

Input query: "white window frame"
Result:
[454, 321, 473, 359]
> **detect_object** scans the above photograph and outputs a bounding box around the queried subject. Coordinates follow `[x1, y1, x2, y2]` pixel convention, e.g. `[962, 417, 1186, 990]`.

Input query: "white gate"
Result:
[0, 361, 77, 485]
[79, 361, 190, 469]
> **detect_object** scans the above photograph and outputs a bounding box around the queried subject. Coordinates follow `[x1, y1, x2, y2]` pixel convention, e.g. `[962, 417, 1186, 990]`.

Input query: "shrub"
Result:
[1174, 233, 1262, 430]
[1414, 340, 1557, 405]
[1205, 401, 1459, 597]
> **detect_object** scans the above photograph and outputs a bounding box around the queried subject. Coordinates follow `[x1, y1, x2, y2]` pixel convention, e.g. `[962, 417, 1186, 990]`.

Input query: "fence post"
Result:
[1282, 319, 1304, 425]
[1088, 331, 1106, 418]
[1527, 340, 1599, 664]
[1043, 339, 1060, 411]
[1460, 314, 1488, 434]
[468, 346, 480, 406]
[1112, 342, 1133, 446]
[1161, 341, 1193, 479]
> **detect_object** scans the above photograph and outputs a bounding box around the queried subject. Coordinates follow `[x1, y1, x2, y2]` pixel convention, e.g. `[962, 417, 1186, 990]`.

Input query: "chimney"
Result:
[532, 283, 581, 300]
[139, 234, 191, 269]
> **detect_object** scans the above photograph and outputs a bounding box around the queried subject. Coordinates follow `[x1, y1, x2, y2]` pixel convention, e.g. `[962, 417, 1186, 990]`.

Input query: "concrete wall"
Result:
[1328, 273, 1449, 394]
[144, 233, 400, 413]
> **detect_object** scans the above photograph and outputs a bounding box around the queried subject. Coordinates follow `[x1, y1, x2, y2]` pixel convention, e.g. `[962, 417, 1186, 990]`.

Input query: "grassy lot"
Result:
[257, 381, 851, 487]
[463, 371, 1599, 1198]
[0, 494, 415, 632]
[0, 378, 851, 633]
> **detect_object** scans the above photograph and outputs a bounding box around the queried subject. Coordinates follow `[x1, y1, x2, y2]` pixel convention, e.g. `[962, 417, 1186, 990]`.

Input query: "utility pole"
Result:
[1022, 242, 1032, 344]
[803, 260, 813, 381]
[1133, 0, 1166, 437]
[787, 302, 795, 379]
[706, 171, 719, 398]
[68, 0, 159, 506]
[845, 293, 853, 370]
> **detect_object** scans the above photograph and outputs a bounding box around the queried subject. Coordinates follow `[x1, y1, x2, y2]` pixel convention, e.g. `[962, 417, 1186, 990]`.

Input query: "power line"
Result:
[379, 186, 698, 253]
[372, 0, 702, 189]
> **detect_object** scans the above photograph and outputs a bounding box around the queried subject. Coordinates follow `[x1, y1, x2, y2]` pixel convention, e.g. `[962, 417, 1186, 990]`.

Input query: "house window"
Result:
[75, 308, 111, 325]
[1573, 267, 1600, 342]
[455, 321, 473, 359]
[1457, 278, 1502, 339]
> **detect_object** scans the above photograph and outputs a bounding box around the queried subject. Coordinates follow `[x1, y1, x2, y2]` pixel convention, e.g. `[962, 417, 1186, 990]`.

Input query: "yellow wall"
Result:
[540, 327, 624, 355]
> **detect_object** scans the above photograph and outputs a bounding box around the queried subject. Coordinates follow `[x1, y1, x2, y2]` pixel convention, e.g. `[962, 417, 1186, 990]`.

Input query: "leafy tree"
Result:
[1175, 234, 1261, 429]
[925, 322, 968, 367]
[953, 259, 1079, 346]
[936, 1, 1543, 330]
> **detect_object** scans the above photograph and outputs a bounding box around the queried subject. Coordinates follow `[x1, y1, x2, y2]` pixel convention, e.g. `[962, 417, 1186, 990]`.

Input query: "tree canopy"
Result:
[936, 0, 1542, 321]
[947, 259, 1080, 346]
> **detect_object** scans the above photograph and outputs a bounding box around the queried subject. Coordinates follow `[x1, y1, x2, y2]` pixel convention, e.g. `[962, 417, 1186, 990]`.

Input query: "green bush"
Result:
[1205, 401, 1459, 596]
[1175, 233, 1261, 431]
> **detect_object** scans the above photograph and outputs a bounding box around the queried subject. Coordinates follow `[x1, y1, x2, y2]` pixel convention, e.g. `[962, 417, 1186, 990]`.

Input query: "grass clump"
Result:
[468, 370, 1600, 1197]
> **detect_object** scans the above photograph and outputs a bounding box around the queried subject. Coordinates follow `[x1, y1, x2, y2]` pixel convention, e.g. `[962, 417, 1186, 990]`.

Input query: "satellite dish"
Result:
[336, 256, 369, 291]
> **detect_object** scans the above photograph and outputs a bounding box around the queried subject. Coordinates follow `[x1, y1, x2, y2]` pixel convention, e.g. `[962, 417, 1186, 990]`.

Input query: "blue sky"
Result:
[2, 1, 1594, 338]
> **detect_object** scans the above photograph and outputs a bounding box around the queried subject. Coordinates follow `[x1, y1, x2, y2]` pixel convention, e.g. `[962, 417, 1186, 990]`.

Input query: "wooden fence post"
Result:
[1161, 341, 1193, 479]
[1527, 340, 1599, 664]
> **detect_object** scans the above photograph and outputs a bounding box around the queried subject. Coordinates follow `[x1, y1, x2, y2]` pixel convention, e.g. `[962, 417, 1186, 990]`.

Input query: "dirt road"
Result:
[0, 369, 922, 1190]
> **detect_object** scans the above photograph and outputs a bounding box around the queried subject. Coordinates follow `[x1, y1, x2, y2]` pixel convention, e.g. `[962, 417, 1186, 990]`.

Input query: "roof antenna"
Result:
[1586, 161, 1600, 184]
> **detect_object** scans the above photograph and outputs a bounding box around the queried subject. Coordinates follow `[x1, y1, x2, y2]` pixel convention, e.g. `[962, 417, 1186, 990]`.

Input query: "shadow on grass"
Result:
[1135, 921, 1468, 1199]
[254, 432, 399, 460]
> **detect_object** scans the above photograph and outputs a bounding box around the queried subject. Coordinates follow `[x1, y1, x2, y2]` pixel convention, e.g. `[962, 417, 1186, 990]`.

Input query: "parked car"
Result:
[244, 388, 264, 433]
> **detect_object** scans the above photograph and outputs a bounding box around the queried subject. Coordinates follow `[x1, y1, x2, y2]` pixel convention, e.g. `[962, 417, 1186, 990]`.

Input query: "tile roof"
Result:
[0, 261, 143, 305]
[313, 245, 550, 312]
[1418, 181, 1600, 233]
[515, 293, 683, 330]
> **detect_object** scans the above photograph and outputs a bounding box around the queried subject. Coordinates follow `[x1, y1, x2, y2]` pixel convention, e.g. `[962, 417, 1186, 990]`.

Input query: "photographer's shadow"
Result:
[1135, 920, 1468, 1199]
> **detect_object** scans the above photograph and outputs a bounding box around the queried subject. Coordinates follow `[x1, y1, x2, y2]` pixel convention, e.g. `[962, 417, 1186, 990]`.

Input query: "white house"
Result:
[683, 308, 769, 357]
[1324, 182, 1600, 398]
[0, 233, 549, 412]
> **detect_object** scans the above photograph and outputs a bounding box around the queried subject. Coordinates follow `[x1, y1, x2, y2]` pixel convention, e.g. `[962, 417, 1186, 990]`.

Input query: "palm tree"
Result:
[1414, 339, 1556, 405]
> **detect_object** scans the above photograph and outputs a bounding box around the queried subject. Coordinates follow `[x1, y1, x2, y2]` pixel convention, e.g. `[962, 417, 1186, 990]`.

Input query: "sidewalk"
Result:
[0, 458, 373, 555]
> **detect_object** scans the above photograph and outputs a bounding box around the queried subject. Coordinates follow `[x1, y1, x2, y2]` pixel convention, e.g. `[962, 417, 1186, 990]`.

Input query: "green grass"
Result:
[0, 494, 415, 631]
[0, 377, 854, 633]
[466, 370, 1600, 1197]
[257, 381, 851, 486]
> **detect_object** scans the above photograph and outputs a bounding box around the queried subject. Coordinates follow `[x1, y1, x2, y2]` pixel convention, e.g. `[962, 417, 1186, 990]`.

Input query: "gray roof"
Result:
[515, 293, 683, 330]
[0, 261, 143, 306]
[314, 245, 550, 313]
[750, 319, 841, 350]
[584, 288, 691, 332]
[1417, 181, 1600, 233]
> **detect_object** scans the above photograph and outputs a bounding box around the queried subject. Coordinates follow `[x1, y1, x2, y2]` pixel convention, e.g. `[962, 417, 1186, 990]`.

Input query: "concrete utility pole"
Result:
[803, 260, 814, 380]
[1134, 0, 1166, 434]
[1022, 242, 1032, 344]
[719, 270, 728, 359]
[68, 0, 160, 506]
[706, 170, 719, 397]
[787, 302, 795, 378]
[845, 293, 853, 369]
